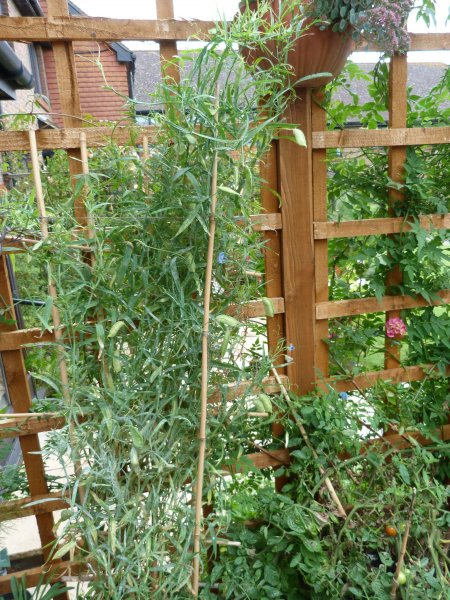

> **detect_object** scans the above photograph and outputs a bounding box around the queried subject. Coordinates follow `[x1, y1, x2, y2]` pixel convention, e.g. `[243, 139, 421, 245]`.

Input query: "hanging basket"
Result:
[239, 0, 353, 89]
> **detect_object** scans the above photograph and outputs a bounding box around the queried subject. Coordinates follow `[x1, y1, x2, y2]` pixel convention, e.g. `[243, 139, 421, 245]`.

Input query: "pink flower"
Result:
[386, 317, 407, 339]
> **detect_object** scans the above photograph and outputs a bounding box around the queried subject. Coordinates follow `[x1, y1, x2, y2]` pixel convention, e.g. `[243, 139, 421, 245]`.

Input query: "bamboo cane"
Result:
[390, 488, 416, 598]
[142, 134, 149, 161]
[28, 129, 85, 505]
[192, 89, 220, 597]
[141, 134, 149, 195]
[79, 132, 95, 241]
[271, 367, 347, 518]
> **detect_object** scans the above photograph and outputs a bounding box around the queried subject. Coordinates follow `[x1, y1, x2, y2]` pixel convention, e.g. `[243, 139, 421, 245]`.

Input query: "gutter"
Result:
[0, 41, 34, 90]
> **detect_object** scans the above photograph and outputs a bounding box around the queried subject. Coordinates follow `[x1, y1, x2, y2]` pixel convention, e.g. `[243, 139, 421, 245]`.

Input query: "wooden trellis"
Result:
[0, 0, 448, 594]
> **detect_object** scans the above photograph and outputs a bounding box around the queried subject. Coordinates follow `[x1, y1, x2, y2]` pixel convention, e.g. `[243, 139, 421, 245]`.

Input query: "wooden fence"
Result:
[0, 0, 448, 595]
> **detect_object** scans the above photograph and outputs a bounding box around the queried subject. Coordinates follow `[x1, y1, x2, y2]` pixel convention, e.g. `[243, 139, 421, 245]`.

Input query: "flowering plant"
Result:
[304, 0, 437, 53]
[386, 317, 407, 338]
[239, 1, 437, 53]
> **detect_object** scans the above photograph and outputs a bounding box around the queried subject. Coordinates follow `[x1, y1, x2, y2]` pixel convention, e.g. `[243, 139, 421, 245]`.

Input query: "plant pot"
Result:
[239, 0, 353, 89]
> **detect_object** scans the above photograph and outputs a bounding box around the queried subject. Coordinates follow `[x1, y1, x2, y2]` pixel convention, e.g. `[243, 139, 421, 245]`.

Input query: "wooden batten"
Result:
[312, 126, 450, 149]
[316, 289, 450, 320]
[0, 257, 58, 563]
[0, 16, 214, 42]
[320, 364, 449, 393]
[208, 375, 289, 404]
[0, 414, 66, 439]
[312, 91, 329, 379]
[249, 213, 283, 231]
[0, 493, 69, 522]
[0, 18, 446, 48]
[156, 0, 181, 85]
[226, 297, 285, 319]
[279, 91, 316, 395]
[0, 126, 156, 152]
[226, 448, 291, 473]
[314, 213, 450, 240]
[366, 424, 450, 453]
[0, 328, 56, 351]
[0, 561, 79, 596]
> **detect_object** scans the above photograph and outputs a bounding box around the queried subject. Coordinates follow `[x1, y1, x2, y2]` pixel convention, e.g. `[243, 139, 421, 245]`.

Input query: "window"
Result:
[28, 45, 42, 95]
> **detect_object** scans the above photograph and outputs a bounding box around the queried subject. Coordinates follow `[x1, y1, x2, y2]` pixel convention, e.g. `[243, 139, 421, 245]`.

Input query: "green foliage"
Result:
[1, 7, 448, 600]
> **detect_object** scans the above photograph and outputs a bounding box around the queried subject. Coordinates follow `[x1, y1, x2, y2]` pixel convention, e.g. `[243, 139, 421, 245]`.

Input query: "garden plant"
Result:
[0, 1, 448, 599]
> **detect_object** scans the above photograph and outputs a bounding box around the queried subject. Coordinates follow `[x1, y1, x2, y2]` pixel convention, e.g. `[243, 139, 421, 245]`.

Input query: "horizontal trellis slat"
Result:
[312, 127, 450, 149]
[249, 213, 283, 231]
[231, 448, 291, 472]
[0, 302, 285, 352]
[0, 414, 65, 439]
[406, 32, 450, 51]
[321, 364, 449, 393]
[316, 289, 450, 320]
[1, 126, 447, 154]
[314, 213, 450, 239]
[0, 126, 156, 152]
[0, 19, 447, 48]
[208, 374, 289, 404]
[354, 32, 450, 52]
[365, 424, 450, 452]
[227, 297, 285, 319]
[0, 328, 56, 351]
[0, 493, 68, 522]
[0, 561, 79, 595]
[0, 16, 214, 42]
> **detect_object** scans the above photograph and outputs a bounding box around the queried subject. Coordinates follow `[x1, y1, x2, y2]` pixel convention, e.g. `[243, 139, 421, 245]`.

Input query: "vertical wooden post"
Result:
[312, 92, 329, 378]
[261, 142, 285, 422]
[46, 0, 87, 226]
[0, 259, 58, 566]
[278, 91, 316, 394]
[385, 55, 407, 369]
[261, 141, 288, 492]
[156, 0, 180, 84]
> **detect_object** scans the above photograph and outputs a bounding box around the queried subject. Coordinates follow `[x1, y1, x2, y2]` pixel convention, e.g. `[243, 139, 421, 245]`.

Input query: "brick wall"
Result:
[39, 0, 133, 125]
[43, 41, 132, 126]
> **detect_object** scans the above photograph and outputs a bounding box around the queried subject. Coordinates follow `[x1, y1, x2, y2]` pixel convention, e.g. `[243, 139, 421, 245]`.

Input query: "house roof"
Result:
[68, 1, 135, 64]
[133, 50, 448, 114]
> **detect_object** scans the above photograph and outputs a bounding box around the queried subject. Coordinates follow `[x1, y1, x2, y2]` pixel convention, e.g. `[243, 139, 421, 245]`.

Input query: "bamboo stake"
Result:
[79, 132, 95, 241]
[0, 412, 59, 418]
[390, 488, 416, 598]
[192, 89, 220, 597]
[142, 135, 149, 161]
[141, 134, 149, 194]
[271, 367, 347, 518]
[28, 129, 85, 505]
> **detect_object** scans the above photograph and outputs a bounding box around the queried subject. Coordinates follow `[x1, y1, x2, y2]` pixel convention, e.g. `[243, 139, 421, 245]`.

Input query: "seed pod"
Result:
[102, 406, 113, 435]
[186, 252, 196, 273]
[108, 320, 126, 338]
[254, 398, 266, 413]
[262, 297, 275, 318]
[129, 425, 144, 449]
[220, 327, 231, 358]
[130, 447, 140, 470]
[258, 393, 273, 413]
[216, 314, 241, 328]
[112, 350, 122, 373]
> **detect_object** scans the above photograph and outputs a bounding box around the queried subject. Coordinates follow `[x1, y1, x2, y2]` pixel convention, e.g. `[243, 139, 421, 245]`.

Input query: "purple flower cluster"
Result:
[357, 0, 414, 53]
[386, 317, 407, 339]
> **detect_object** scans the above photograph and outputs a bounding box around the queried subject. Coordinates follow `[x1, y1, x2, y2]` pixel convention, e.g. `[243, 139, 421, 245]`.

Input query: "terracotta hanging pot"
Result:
[239, 0, 353, 88]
